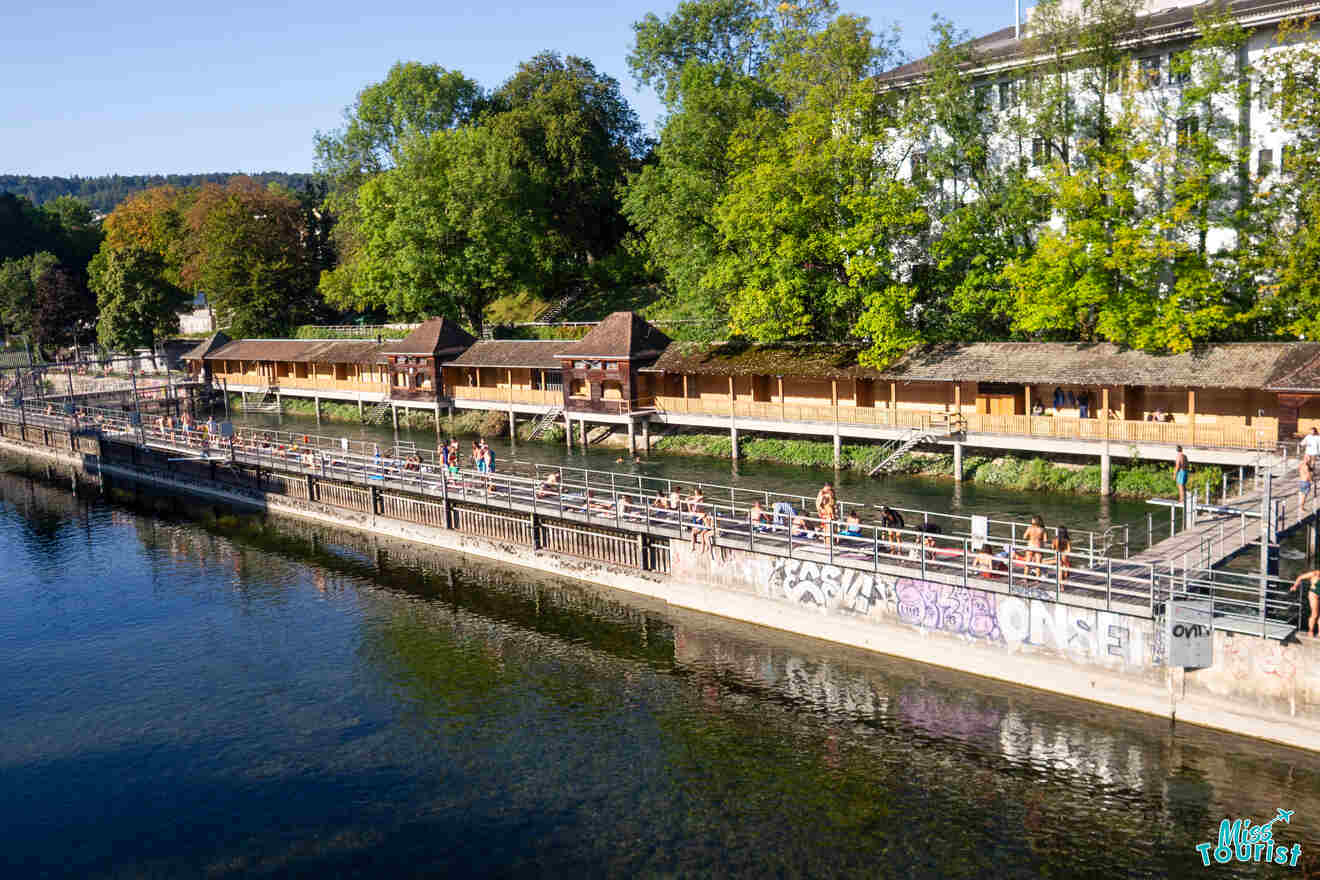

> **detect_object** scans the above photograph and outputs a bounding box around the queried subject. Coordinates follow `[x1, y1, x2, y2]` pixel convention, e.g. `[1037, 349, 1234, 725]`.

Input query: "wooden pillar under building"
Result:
[507, 368, 514, 406]
[627, 418, 636, 454]
[682, 374, 689, 413]
[778, 376, 785, 421]
[953, 441, 963, 482]
[509, 409, 516, 446]
[435, 404, 441, 435]
[1024, 385, 1031, 416]
[391, 404, 398, 430]
[357, 396, 364, 418]
[954, 383, 961, 414]
[728, 376, 738, 460]
[579, 419, 586, 444]
[565, 414, 573, 451]
[730, 425, 739, 459]
[314, 395, 321, 425]
[1102, 388, 1110, 438]
[1188, 389, 1197, 446]
[833, 431, 841, 469]
[889, 381, 897, 416]
[1101, 450, 1111, 495]
[641, 418, 650, 452]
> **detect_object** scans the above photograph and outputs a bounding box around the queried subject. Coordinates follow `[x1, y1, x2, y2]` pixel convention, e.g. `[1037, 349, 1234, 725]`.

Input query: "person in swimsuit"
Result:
[1052, 526, 1072, 582]
[1290, 570, 1320, 637]
[1024, 515, 1046, 579]
[1174, 445, 1189, 503]
[1300, 456, 1313, 508]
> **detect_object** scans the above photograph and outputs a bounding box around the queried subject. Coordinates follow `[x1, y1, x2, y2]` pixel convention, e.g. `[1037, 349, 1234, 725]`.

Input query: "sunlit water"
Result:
[3, 456, 1319, 878]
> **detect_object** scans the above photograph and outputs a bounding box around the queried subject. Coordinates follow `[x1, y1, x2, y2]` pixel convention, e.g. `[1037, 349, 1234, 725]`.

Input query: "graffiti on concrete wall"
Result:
[764, 558, 897, 615]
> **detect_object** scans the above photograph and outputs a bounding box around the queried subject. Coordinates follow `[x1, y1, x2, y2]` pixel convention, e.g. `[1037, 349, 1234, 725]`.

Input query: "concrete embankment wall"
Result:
[1, 425, 1317, 752]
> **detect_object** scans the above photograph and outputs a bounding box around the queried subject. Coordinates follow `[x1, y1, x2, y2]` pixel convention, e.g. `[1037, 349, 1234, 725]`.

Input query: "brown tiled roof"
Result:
[447, 340, 565, 370]
[880, 342, 1314, 389]
[558, 311, 671, 361]
[875, 0, 1299, 87]
[643, 341, 886, 381]
[182, 331, 230, 361]
[645, 339, 1318, 389]
[378, 317, 476, 356]
[1264, 345, 1320, 391]
[202, 339, 384, 364]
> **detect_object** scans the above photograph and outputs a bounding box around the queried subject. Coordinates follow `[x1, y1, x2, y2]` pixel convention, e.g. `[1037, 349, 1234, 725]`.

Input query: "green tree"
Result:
[33, 263, 96, 351]
[0, 251, 59, 338]
[90, 246, 189, 352]
[328, 126, 539, 334]
[183, 178, 319, 337]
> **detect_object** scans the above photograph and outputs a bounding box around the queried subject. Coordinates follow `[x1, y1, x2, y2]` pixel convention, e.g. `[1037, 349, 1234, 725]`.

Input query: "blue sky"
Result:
[0, 1, 1027, 177]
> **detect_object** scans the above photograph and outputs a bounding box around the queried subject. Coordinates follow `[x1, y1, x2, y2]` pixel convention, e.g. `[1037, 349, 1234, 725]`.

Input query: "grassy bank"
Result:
[651, 431, 1225, 499]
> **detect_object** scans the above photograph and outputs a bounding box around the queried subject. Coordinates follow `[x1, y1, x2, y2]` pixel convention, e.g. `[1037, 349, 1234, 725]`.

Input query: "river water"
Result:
[2, 454, 1319, 878]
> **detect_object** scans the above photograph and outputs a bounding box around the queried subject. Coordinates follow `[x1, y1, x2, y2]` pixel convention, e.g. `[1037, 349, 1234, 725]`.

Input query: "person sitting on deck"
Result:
[841, 512, 862, 537]
[879, 506, 904, 546]
[668, 488, 682, 511]
[790, 513, 813, 540]
[586, 490, 615, 514]
[772, 501, 795, 529]
[747, 500, 768, 531]
[686, 488, 705, 519]
[691, 508, 716, 553]
[538, 472, 562, 498]
[651, 489, 668, 509]
[1052, 527, 1072, 582]
[973, 544, 996, 577]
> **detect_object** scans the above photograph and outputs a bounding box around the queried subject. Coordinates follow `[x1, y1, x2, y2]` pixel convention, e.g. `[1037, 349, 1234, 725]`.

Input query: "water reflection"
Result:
[1, 456, 1318, 878]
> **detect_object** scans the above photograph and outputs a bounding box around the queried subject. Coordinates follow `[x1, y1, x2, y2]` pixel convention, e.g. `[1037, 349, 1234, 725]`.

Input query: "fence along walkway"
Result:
[0, 403, 1300, 641]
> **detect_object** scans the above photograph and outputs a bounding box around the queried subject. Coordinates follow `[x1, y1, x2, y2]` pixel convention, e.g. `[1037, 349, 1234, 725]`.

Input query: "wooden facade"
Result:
[184, 312, 1320, 452]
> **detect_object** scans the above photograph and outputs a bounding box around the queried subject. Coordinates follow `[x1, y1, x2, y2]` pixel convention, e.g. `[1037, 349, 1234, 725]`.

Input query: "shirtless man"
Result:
[1301, 456, 1314, 508]
[1024, 515, 1047, 579]
[1174, 445, 1189, 504]
[815, 482, 835, 515]
[1291, 570, 1320, 637]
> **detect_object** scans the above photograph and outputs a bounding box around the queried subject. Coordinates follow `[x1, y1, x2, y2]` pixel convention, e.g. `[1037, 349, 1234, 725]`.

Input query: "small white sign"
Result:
[1168, 599, 1213, 668]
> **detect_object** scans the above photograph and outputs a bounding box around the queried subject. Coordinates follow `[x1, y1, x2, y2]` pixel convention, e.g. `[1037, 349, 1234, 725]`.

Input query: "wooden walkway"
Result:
[1131, 483, 1315, 573]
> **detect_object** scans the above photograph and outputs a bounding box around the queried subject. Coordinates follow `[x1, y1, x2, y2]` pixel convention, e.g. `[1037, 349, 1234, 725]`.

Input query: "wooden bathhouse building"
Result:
[186, 310, 1320, 485]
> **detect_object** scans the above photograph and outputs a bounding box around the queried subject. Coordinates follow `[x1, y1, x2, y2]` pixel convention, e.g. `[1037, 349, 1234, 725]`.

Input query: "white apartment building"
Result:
[877, 0, 1319, 252]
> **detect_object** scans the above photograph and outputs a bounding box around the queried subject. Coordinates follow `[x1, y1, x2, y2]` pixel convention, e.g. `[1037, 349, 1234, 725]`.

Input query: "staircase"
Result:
[528, 406, 563, 439]
[535, 288, 582, 323]
[585, 424, 614, 445]
[239, 389, 279, 413]
[363, 400, 393, 425]
[868, 428, 937, 476]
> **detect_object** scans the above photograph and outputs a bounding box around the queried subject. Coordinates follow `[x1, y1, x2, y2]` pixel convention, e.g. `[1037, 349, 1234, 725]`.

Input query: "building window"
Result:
[1175, 116, 1198, 154]
[911, 151, 927, 181]
[1258, 78, 1273, 111]
[1259, 148, 1274, 177]
[569, 378, 588, 398]
[974, 85, 990, 112]
[998, 81, 1016, 110]
[1139, 56, 1161, 87]
[1032, 138, 1048, 167]
[1169, 52, 1190, 86]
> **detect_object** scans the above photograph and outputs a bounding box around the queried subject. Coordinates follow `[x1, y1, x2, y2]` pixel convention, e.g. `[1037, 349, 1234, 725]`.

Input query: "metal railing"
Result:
[0, 403, 1300, 639]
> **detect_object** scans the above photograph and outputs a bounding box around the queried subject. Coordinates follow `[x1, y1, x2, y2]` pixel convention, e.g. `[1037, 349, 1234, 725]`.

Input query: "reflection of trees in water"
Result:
[0, 464, 91, 569]
[663, 627, 1320, 875]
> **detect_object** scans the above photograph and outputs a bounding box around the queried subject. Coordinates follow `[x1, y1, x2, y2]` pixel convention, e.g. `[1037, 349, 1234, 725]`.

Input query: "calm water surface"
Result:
[3, 457, 1319, 878]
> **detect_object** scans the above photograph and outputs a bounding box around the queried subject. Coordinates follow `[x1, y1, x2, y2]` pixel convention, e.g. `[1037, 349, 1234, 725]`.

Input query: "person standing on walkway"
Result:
[1304, 427, 1320, 464]
[1300, 456, 1314, 508]
[1290, 570, 1320, 637]
[1024, 516, 1046, 579]
[1174, 446, 1189, 503]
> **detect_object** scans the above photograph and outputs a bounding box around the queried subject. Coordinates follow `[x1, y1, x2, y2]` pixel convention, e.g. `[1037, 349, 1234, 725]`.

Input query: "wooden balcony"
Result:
[452, 386, 562, 406]
[652, 396, 1278, 451]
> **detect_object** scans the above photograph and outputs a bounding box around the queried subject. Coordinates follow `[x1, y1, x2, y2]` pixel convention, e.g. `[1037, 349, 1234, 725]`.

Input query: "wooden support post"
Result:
[778, 376, 785, 421]
[391, 404, 398, 430]
[641, 418, 650, 452]
[509, 409, 516, 444]
[507, 368, 513, 406]
[889, 381, 897, 420]
[682, 374, 689, 413]
[1188, 389, 1197, 446]
[627, 418, 636, 454]
[357, 396, 364, 418]
[565, 414, 573, 451]
[730, 425, 739, 459]
[953, 441, 963, 481]
[314, 395, 321, 425]
[954, 383, 961, 415]
[833, 431, 841, 469]
[1024, 385, 1031, 416]
[1101, 450, 1112, 495]
[1102, 387, 1110, 436]
[435, 405, 441, 435]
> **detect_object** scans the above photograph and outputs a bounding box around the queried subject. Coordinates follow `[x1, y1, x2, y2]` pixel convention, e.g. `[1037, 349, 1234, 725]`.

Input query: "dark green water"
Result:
[3, 457, 1319, 878]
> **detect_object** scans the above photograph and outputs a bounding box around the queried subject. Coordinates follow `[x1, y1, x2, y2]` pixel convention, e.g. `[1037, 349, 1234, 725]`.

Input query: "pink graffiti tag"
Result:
[895, 579, 1002, 641]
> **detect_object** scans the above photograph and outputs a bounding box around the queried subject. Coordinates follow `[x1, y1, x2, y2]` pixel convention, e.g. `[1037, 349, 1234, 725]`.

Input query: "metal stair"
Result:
[239, 388, 280, 413]
[868, 428, 936, 475]
[528, 406, 563, 439]
[535, 288, 582, 323]
[363, 400, 393, 425]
